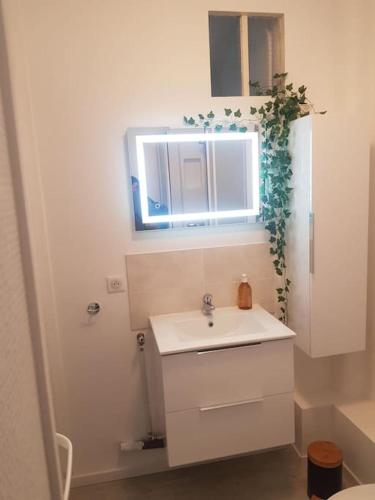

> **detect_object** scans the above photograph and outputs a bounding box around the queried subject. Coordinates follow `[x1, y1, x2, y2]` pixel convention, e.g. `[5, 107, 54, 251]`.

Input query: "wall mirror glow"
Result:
[127, 129, 260, 231]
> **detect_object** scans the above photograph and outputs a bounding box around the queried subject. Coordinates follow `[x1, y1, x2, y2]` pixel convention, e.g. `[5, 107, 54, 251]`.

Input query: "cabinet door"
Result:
[288, 114, 368, 357]
[310, 113, 368, 357]
[162, 339, 294, 412]
[288, 116, 312, 354]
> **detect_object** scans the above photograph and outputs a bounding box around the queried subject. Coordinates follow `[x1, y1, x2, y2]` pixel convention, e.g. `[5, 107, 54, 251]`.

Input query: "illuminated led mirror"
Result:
[127, 129, 260, 231]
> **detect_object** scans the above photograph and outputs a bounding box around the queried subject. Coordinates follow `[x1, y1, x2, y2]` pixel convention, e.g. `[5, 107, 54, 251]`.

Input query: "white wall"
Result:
[2, 0, 371, 482]
[329, 0, 375, 402]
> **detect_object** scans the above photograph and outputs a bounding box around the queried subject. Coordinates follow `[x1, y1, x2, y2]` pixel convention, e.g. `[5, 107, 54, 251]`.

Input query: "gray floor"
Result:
[70, 447, 357, 500]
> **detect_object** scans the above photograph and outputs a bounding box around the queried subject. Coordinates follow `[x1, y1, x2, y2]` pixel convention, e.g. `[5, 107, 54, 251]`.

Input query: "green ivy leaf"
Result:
[234, 108, 242, 118]
[215, 124, 223, 132]
[187, 117, 195, 125]
[224, 108, 232, 116]
[229, 123, 237, 131]
[207, 111, 215, 119]
[239, 126, 248, 133]
[198, 114, 205, 120]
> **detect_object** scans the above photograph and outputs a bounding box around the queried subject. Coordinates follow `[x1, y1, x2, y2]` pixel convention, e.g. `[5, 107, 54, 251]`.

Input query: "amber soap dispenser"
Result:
[238, 274, 252, 310]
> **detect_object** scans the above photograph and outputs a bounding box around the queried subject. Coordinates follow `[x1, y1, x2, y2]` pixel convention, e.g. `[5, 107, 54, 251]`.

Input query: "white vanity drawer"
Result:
[165, 392, 294, 466]
[161, 339, 293, 412]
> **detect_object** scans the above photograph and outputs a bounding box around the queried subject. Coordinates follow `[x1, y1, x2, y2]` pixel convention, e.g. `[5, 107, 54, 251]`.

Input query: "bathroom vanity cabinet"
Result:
[146, 306, 296, 467]
[162, 340, 294, 466]
[288, 114, 369, 358]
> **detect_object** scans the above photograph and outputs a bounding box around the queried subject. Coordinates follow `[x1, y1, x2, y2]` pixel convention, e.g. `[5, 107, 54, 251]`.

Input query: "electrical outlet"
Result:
[106, 275, 126, 293]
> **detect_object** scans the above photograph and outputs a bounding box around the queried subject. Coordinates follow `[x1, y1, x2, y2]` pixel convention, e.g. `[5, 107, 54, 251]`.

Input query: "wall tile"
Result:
[203, 243, 273, 285]
[207, 278, 276, 313]
[204, 281, 238, 308]
[126, 250, 204, 293]
[129, 286, 204, 330]
[126, 244, 276, 330]
[252, 278, 277, 313]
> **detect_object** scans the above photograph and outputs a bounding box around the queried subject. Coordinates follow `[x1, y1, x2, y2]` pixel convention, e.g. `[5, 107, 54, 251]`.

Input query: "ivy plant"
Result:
[184, 73, 325, 323]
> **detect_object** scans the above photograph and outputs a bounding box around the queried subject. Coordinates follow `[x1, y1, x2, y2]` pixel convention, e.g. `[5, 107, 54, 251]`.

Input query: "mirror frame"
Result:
[135, 131, 260, 225]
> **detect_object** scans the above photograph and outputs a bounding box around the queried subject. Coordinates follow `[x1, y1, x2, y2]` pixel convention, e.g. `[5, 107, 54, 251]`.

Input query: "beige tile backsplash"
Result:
[126, 243, 276, 330]
[127, 249, 204, 292]
[203, 244, 274, 284]
[128, 286, 204, 331]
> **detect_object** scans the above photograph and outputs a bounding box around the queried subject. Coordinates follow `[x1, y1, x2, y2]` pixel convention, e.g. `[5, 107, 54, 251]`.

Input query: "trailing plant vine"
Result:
[184, 73, 325, 323]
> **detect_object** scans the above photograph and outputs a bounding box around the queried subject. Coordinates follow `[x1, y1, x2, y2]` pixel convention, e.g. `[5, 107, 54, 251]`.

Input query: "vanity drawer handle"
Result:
[199, 398, 264, 412]
[197, 342, 262, 355]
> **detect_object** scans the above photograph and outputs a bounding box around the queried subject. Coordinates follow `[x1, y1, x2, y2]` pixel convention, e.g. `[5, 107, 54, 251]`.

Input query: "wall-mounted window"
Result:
[209, 12, 285, 97]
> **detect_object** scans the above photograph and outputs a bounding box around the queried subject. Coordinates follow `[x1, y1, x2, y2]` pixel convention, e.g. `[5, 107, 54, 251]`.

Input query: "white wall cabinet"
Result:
[288, 114, 369, 358]
[149, 338, 295, 467]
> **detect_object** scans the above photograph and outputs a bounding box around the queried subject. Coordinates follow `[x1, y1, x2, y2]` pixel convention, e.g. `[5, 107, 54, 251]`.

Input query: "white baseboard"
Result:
[71, 445, 363, 490]
[343, 462, 363, 486]
[72, 445, 293, 488]
[72, 468, 135, 488]
[71, 449, 169, 488]
[291, 442, 306, 459]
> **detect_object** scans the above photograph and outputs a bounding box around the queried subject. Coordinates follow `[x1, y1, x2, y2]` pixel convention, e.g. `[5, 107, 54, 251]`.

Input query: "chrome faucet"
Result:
[202, 293, 215, 316]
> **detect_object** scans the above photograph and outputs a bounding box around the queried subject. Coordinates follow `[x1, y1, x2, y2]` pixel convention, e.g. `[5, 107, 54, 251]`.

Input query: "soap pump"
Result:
[238, 273, 252, 310]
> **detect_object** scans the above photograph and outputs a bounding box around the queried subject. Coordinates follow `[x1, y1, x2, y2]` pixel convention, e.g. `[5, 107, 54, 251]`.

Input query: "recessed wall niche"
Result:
[209, 12, 285, 97]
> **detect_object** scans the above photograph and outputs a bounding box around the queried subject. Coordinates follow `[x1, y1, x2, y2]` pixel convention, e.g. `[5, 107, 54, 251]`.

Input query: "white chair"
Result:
[56, 433, 73, 500]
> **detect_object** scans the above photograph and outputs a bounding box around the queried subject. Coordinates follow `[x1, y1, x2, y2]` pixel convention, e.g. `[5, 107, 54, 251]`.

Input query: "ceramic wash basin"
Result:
[175, 311, 265, 340]
[150, 304, 296, 355]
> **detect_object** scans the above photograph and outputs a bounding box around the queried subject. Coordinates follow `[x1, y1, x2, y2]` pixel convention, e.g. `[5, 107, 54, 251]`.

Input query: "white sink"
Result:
[175, 311, 265, 340]
[150, 304, 296, 355]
